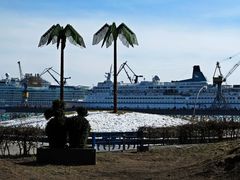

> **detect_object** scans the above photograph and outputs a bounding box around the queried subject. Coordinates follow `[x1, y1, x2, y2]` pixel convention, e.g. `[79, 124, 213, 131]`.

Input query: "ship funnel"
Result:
[192, 65, 206, 81]
[172, 65, 207, 83]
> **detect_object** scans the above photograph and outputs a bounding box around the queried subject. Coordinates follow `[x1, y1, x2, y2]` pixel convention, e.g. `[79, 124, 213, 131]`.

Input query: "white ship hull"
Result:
[81, 66, 240, 110]
[0, 73, 88, 108]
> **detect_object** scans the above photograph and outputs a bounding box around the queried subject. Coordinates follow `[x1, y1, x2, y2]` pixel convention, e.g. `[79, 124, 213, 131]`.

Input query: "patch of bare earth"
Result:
[0, 140, 240, 179]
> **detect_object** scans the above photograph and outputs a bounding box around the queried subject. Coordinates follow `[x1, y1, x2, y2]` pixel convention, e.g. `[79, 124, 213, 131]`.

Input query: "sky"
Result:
[1, 0, 240, 86]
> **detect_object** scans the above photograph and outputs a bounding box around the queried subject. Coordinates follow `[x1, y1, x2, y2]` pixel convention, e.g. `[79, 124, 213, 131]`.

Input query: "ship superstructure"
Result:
[82, 65, 240, 110]
[0, 62, 89, 107]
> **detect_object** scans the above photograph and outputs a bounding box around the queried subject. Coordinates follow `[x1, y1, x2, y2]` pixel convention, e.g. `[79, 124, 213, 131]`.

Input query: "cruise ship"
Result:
[81, 65, 240, 110]
[0, 71, 89, 108]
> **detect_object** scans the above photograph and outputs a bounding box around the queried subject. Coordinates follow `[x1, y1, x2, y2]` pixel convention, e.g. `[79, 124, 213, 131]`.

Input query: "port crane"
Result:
[17, 61, 24, 80]
[17, 61, 29, 106]
[117, 61, 143, 84]
[40, 67, 71, 85]
[212, 54, 240, 108]
[105, 65, 112, 81]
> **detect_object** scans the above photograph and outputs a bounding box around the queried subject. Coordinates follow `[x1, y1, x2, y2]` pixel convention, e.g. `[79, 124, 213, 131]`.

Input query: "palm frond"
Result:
[118, 26, 133, 47]
[38, 24, 58, 47]
[65, 24, 86, 48]
[38, 24, 64, 49]
[51, 36, 58, 44]
[94, 22, 138, 48]
[56, 35, 63, 49]
[106, 34, 114, 48]
[118, 33, 130, 47]
[93, 23, 110, 45]
[118, 23, 138, 47]
[101, 27, 113, 48]
[47, 24, 62, 49]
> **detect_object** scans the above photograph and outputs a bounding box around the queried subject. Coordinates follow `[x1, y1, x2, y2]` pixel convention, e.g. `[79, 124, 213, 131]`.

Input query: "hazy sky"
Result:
[1, 0, 240, 86]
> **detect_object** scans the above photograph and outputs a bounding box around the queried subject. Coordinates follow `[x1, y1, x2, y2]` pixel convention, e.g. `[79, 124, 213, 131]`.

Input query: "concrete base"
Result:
[36, 147, 96, 165]
[137, 145, 149, 152]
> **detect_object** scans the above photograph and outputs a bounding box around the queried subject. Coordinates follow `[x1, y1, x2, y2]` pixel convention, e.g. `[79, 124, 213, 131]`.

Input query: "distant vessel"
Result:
[81, 64, 240, 110]
[0, 62, 89, 107]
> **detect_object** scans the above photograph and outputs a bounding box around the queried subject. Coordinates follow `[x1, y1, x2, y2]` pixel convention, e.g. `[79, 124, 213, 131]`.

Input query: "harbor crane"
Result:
[17, 61, 24, 80]
[117, 61, 143, 84]
[17, 61, 29, 106]
[212, 54, 240, 108]
[40, 67, 71, 85]
[105, 65, 112, 81]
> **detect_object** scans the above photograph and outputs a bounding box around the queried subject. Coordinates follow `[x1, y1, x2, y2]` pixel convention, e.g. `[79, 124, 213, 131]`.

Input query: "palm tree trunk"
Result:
[60, 40, 64, 102]
[113, 39, 117, 113]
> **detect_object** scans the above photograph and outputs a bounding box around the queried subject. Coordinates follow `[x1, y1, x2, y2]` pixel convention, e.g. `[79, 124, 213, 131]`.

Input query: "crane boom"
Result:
[47, 69, 60, 85]
[17, 61, 24, 80]
[117, 61, 132, 83]
[212, 53, 240, 109]
[40, 67, 71, 85]
[117, 61, 143, 84]
[223, 60, 240, 81]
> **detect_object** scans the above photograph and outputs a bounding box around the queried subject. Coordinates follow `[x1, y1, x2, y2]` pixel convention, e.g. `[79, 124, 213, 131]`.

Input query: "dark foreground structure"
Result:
[37, 147, 96, 165]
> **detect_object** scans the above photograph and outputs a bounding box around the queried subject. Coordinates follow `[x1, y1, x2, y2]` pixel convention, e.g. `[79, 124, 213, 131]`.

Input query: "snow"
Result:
[0, 111, 189, 132]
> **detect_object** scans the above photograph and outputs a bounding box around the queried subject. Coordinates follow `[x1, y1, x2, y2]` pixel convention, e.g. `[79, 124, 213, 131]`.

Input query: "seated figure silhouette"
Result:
[66, 107, 91, 148]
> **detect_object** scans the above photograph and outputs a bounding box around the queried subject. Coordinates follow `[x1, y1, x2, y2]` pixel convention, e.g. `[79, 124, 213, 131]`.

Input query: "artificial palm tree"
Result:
[93, 22, 138, 113]
[38, 24, 86, 101]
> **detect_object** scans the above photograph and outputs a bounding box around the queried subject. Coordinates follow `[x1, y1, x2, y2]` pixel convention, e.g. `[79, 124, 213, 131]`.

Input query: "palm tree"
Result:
[93, 22, 138, 112]
[38, 24, 86, 102]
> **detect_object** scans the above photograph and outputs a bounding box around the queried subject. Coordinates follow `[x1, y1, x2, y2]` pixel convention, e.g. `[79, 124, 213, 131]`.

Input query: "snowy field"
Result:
[0, 111, 189, 132]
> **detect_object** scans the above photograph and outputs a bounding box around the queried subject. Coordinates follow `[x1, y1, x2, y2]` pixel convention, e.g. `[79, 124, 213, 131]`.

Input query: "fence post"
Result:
[137, 130, 143, 151]
[137, 130, 149, 152]
[92, 132, 96, 149]
[122, 133, 126, 151]
[23, 135, 27, 155]
[108, 133, 111, 151]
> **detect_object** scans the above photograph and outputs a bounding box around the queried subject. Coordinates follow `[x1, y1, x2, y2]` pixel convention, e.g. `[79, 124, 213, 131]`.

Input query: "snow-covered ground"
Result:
[0, 111, 189, 132]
